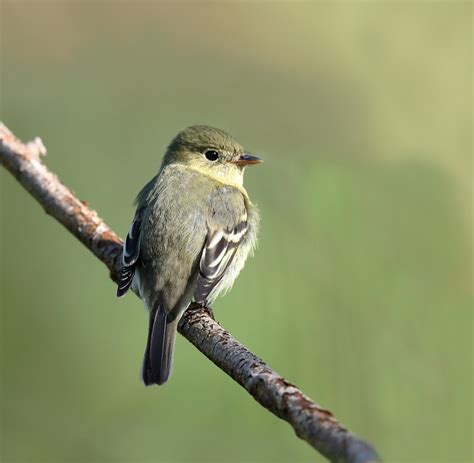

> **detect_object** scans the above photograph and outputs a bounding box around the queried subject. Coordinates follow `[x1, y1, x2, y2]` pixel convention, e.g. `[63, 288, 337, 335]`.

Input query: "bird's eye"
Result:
[204, 150, 219, 161]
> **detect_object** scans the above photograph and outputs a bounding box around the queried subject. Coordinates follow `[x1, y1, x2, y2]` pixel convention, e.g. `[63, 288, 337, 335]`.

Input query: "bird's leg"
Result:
[187, 301, 215, 320]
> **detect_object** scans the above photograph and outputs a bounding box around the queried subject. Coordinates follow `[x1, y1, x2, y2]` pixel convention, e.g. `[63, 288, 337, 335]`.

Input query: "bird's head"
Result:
[162, 125, 262, 187]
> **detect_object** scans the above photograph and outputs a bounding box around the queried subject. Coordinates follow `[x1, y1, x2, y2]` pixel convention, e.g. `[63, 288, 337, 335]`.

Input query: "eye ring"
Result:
[204, 149, 219, 161]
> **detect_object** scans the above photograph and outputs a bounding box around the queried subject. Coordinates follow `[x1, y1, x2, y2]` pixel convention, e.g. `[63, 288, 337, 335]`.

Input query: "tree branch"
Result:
[0, 122, 380, 463]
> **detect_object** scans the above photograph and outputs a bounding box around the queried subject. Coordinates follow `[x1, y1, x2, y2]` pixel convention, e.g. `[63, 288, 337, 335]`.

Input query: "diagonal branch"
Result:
[0, 123, 380, 463]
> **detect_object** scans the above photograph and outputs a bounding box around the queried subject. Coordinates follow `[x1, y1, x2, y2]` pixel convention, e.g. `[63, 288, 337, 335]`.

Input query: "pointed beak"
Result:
[232, 153, 263, 166]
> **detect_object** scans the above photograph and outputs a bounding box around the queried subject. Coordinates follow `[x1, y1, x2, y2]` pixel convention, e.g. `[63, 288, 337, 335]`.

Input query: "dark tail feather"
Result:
[141, 307, 156, 386]
[141, 306, 178, 386]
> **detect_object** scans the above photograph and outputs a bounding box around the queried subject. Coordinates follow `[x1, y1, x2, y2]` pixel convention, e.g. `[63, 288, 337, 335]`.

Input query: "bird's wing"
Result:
[194, 187, 248, 304]
[117, 217, 141, 297]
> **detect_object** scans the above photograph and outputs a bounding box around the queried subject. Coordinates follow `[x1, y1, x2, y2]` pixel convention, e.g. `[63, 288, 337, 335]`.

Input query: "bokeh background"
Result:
[1, 1, 472, 462]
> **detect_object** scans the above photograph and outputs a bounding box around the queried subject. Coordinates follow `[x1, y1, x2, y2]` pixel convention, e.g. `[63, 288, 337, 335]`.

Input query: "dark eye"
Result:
[204, 150, 219, 161]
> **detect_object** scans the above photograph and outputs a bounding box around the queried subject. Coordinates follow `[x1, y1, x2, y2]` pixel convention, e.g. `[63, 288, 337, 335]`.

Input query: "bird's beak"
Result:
[231, 153, 263, 166]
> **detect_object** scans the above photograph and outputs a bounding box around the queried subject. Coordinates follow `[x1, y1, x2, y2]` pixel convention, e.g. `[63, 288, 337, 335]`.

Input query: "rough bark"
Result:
[0, 122, 380, 463]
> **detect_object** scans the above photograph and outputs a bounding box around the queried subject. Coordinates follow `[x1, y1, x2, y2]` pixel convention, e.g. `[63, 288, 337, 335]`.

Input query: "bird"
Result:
[116, 125, 261, 386]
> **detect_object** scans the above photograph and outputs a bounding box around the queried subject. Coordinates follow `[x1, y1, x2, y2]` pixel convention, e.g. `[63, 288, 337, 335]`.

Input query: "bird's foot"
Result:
[187, 302, 215, 320]
[202, 305, 215, 320]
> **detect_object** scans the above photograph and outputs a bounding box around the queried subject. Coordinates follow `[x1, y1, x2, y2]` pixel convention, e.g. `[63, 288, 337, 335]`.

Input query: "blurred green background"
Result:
[1, 1, 472, 462]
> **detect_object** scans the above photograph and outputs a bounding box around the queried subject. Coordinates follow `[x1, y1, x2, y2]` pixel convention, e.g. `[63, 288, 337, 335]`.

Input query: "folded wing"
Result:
[194, 189, 248, 304]
[117, 218, 141, 297]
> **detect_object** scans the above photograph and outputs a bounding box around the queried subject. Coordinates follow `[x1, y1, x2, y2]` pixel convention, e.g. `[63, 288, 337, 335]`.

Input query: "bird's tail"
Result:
[141, 305, 178, 386]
